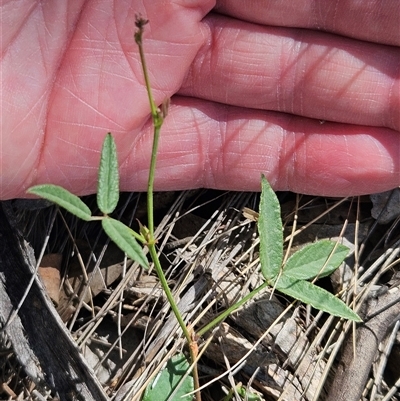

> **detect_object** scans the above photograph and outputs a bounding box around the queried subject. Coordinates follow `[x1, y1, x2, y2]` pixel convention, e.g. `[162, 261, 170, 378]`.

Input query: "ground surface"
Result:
[1, 188, 400, 401]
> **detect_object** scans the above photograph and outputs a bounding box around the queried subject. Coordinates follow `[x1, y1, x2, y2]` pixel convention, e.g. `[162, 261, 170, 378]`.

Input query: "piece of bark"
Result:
[0, 202, 108, 401]
[39, 253, 62, 306]
[325, 286, 400, 401]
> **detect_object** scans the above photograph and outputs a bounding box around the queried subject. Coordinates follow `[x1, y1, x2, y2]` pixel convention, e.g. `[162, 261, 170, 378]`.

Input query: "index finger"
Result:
[214, 0, 400, 46]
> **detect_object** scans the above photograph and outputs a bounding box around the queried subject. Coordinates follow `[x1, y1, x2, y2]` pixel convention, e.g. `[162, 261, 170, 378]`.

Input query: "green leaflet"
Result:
[143, 353, 194, 401]
[97, 133, 119, 214]
[257, 175, 361, 322]
[283, 240, 349, 280]
[274, 275, 361, 322]
[258, 175, 283, 281]
[230, 385, 261, 401]
[102, 217, 148, 269]
[27, 184, 92, 221]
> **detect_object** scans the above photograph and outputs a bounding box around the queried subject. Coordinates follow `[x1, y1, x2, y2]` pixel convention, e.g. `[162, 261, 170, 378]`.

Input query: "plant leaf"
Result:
[143, 353, 193, 401]
[102, 218, 148, 269]
[27, 185, 92, 221]
[235, 385, 262, 401]
[97, 133, 119, 214]
[275, 275, 362, 322]
[283, 240, 349, 281]
[258, 175, 283, 281]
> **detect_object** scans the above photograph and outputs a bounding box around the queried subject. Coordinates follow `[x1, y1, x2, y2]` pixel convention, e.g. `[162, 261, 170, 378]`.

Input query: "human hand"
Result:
[1, 0, 399, 200]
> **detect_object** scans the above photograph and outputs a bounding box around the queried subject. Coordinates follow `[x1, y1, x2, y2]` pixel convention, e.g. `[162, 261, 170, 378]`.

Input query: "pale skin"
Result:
[1, 0, 399, 200]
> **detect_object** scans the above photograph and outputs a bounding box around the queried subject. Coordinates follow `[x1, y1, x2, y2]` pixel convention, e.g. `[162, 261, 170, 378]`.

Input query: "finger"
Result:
[180, 14, 400, 132]
[119, 98, 399, 197]
[31, 98, 399, 197]
[214, 0, 400, 46]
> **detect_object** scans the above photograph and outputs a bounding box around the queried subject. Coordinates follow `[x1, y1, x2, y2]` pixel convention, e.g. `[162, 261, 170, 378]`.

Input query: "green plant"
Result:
[143, 353, 193, 401]
[195, 177, 360, 340]
[223, 383, 261, 401]
[27, 14, 361, 401]
[258, 175, 360, 321]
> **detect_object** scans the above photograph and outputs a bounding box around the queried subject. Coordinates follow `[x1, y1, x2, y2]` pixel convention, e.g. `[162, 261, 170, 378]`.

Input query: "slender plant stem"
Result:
[148, 245, 191, 342]
[197, 281, 270, 337]
[188, 337, 201, 397]
[135, 18, 161, 236]
[135, 17, 201, 400]
[146, 122, 161, 237]
[134, 15, 192, 344]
